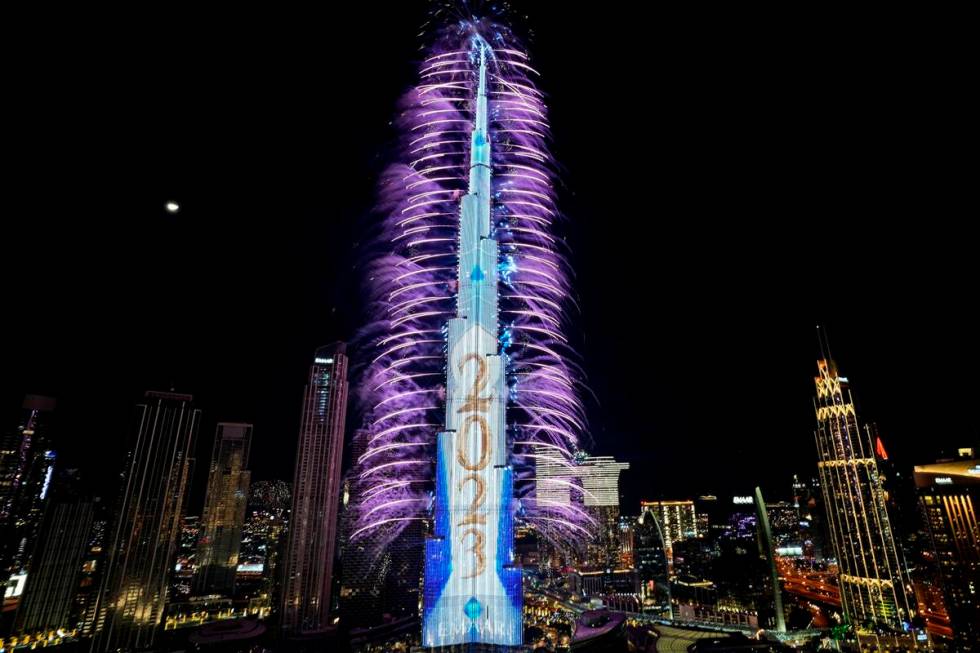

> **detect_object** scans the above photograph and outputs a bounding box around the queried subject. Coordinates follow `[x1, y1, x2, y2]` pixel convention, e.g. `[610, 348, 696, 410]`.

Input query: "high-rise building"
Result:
[281, 343, 349, 635]
[634, 506, 671, 616]
[0, 395, 57, 598]
[639, 500, 699, 555]
[91, 391, 200, 653]
[914, 459, 979, 650]
[420, 43, 523, 649]
[812, 350, 915, 632]
[578, 456, 629, 569]
[237, 481, 289, 616]
[194, 422, 252, 597]
[14, 500, 94, 636]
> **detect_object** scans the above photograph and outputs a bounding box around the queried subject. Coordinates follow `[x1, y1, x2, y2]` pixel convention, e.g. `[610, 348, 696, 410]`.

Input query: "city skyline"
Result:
[1, 2, 977, 651]
[4, 4, 975, 510]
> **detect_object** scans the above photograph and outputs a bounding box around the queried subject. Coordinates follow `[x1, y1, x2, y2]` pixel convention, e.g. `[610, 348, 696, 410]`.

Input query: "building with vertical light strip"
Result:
[91, 391, 200, 653]
[639, 500, 699, 554]
[14, 500, 94, 637]
[194, 422, 252, 597]
[812, 353, 915, 632]
[281, 343, 349, 635]
[914, 459, 980, 650]
[421, 43, 522, 649]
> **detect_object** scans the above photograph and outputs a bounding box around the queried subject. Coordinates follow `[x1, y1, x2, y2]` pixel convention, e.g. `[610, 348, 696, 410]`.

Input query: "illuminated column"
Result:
[812, 348, 915, 632]
[422, 43, 522, 648]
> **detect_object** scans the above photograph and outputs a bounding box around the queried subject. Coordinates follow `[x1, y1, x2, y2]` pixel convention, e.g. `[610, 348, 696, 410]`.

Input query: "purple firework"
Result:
[349, 5, 592, 551]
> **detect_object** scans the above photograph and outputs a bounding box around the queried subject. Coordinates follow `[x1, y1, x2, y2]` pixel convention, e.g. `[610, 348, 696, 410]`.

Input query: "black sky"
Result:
[5, 3, 977, 512]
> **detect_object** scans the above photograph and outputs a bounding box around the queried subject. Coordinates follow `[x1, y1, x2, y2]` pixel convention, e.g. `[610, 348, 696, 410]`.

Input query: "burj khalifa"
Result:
[421, 43, 522, 648]
[348, 9, 589, 649]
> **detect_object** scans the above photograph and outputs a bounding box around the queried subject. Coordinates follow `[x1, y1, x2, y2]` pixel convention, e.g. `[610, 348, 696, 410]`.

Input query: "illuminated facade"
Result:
[914, 459, 980, 650]
[14, 500, 93, 636]
[812, 356, 914, 631]
[91, 391, 200, 653]
[281, 343, 349, 635]
[194, 422, 252, 597]
[579, 456, 629, 569]
[421, 43, 522, 648]
[348, 8, 587, 643]
[639, 500, 698, 556]
[348, 6, 588, 553]
[0, 395, 57, 598]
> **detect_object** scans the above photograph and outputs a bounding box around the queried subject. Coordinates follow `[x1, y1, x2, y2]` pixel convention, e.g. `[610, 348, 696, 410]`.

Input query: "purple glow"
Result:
[349, 11, 590, 550]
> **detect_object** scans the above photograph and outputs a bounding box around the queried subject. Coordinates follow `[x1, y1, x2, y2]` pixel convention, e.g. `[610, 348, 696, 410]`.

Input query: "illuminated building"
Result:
[194, 422, 252, 597]
[236, 482, 289, 616]
[281, 343, 349, 635]
[580, 456, 629, 569]
[347, 9, 589, 644]
[812, 347, 915, 631]
[13, 500, 93, 635]
[914, 459, 980, 650]
[91, 390, 201, 652]
[0, 395, 57, 598]
[171, 515, 199, 600]
[634, 507, 670, 615]
[418, 38, 525, 648]
[640, 500, 699, 555]
[617, 515, 635, 568]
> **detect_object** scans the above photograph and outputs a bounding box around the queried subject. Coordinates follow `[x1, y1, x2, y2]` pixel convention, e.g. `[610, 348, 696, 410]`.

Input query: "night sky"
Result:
[5, 4, 976, 512]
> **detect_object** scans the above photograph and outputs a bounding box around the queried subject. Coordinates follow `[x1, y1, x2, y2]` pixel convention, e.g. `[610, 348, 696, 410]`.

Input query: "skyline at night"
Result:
[2, 2, 977, 651]
[5, 5, 974, 511]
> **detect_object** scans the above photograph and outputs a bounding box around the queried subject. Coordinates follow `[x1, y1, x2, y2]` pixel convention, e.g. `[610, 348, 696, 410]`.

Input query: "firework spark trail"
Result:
[349, 9, 590, 551]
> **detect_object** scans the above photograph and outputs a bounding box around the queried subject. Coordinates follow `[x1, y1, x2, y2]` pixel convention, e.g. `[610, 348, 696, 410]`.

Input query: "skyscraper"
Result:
[0, 395, 57, 598]
[14, 500, 94, 636]
[281, 343, 349, 635]
[639, 500, 699, 555]
[577, 456, 629, 569]
[812, 349, 915, 631]
[914, 459, 979, 650]
[421, 43, 522, 649]
[194, 422, 252, 597]
[91, 391, 200, 653]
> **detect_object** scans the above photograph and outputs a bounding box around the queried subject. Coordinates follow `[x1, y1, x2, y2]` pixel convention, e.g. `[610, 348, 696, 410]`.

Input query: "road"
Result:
[653, 625, 719, 653]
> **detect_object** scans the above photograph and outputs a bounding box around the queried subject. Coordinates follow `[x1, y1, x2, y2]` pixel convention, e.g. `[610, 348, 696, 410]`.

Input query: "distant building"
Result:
[281, 343, 349, 635]
[577, 455, 629, 569]
[194, 423, 252, 597]
[640, 500, 698, 553]
[634, 506, 670, 615]
[0, 395, 57, 598]
[914, 459, 980, 650]
[91, 391, 200, 652]
[237, 480, 289, 615]
[812, 353, 915, 631]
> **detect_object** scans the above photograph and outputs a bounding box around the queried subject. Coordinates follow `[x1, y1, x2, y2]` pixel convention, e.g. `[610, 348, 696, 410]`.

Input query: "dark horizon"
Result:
[5, 3, 976, 513]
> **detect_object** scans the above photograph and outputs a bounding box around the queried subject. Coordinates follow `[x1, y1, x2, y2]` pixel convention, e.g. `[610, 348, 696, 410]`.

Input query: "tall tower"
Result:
[812, 340, 914, 631]
[421, 43, 522, 648]
[91, 391, 200, 652]
[194, 422, 252, 597]
[281, 343, 349, 635]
